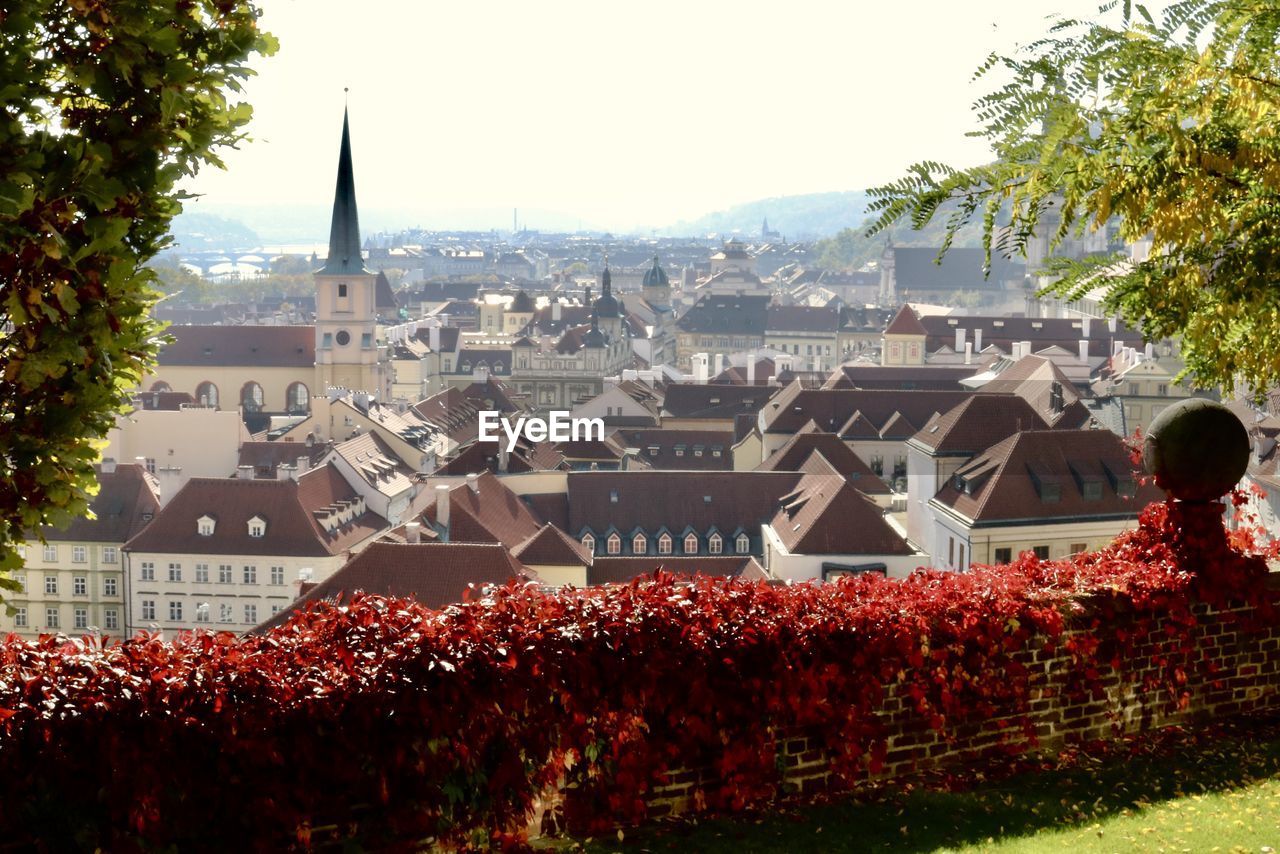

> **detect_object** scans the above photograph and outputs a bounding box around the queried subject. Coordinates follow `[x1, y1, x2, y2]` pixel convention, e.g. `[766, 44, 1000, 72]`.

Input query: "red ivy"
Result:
[0, 499, 1273, 850]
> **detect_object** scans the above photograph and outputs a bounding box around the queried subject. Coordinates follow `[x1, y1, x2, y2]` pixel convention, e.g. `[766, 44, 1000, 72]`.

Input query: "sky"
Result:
[183, 0, 1121, 234]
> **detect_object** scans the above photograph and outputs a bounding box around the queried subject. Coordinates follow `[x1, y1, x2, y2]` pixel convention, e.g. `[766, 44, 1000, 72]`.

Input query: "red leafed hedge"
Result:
[0, 498, 1274, 850]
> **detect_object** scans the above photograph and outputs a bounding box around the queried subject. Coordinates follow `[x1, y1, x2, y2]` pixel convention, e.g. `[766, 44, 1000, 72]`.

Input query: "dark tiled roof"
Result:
[374, 271, 400, 311]
[255, 541, 531, 631]
[711, 358, 775, 386]
[920, 315, 1145, 359]
[766, 305, 839, 333]
[421, 472, 544, 550]
[588, 556, 766, 585]
[676, 293, 771, 335]
[661, 383, 778, 419]
[125, 467, 387, 557]
[933, 429, 1163, 523]
[910, 395, 1049, 455]
[157, 325, 315, 368]
[769, 474, 914, 555]
[136, 391, 197, 410]
[883, 304, 928, 336]
[43, 464, 159, 544]
[611, 429, 735, 471]
[514, 523, 593, 566]
[827, 365, 981, 391]
[522, 492, 569, 531]
[761, 383, 972, 436]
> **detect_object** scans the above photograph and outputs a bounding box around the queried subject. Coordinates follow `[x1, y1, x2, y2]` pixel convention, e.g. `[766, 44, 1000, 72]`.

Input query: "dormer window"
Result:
[606, 533, 621, 555]
[658, 533, 672, 555]
[683, 533, 698, 554]
[736, 534, 750, 554]
[632, 533, 647, 553]
[197, 515, 216, 537]
[248, 516, 266, 538]
[581, 533, 595, 553]
[708, 533, 723, 554]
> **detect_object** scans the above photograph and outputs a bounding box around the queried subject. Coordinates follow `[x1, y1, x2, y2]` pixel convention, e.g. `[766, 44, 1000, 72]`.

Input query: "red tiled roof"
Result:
[611, 428, 735, 471]
[661, 384, 778, 419]
[884, 304, 928, 336]
[157, 325, 315, 368]
[420, 472, 544, 549]
[762, 383, 971, 436]
[125, 467, 387, 557]
[932, 429, 1163, 523]
[254, 541, 532, 631]
[514, 523, 593, 566]
[768, 474, 914, 556]
[910, 394, 1049, 455]
[757, 432, 890, 495]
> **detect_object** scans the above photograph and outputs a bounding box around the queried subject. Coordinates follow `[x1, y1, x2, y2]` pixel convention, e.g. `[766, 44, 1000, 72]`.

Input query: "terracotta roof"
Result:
[412, 387, 483, 445]
[331, 432, 416, 497]
[522, 492, 569, 531]
[711, 358, 776, 386]
[768, 474, 915, 556]
[757, 432, 890, 495]
[255, 541, 532, 631]
[588, 556, 766, 585]
[157, 325, 315, 368]
[933, 429, 1163, 524]
[421, 472, 544, 549]
[514, 523, 593, 566]
[761, 383, 971, 436]
[910, 394, 1049, 455]
[919, 315, 1145, 359]
[125, 467, 387, 557]
[826, 364, 981, 391]
[883, 304, 928, 336]
[42, 464, 160, 544]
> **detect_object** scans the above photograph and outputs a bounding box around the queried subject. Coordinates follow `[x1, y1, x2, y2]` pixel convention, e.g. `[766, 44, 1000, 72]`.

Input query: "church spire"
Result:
[319, 105, 367, 276]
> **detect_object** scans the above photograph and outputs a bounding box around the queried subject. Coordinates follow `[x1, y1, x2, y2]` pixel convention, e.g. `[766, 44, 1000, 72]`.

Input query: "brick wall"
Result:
[615, 587, 1280, 822]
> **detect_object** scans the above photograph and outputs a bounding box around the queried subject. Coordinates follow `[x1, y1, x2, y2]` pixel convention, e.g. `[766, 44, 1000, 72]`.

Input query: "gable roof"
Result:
[513, 523, 593, 566]
[43, 464, 160, 544]
[421, 472, 545, 549]
[157, 325, 315, 368]
[766, 304, 839, 333]
[884, 304, 928, 336]
[761, 383, 972, 436]
[910, 394, 1049, 456]
[768, 473, 915, 556]
[675, 293, 771, 335]
[611, 428, 735, 471]
[757, 431, 890, 495]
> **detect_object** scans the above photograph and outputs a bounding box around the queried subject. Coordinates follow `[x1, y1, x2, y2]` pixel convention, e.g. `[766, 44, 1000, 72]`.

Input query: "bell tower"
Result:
[314, 105, 388, 400]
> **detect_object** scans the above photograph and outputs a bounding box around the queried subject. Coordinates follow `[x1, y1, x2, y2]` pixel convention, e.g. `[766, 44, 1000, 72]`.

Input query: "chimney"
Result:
[1114, 340, 1124, 356]
[552, 300, 562, 321]
[429, 325, 441, 351]
[1081, 316, 1091, 338]
[714, 353, 725, 376]
[100, 457, 117, 474]
[964, 341, 973, 365]
[693, 353, 710, 384]
[498, 445, 509, 473]
[435, 484, 451, 536]
[466, 472, 480, 493]
[276, 463, 294, 481]
[156, 466, 183, 508]
[236, 465, 254, 480]
[1108, 316, 1118, 333]
[296, 456, 310, 474]
[1078, 339, 1090, 363]
[1144, 342, 1154, 360]
[405, 521, 421, 544]
[747, 353, 756, 384]
[1020, 340, 1032, 360]
[973, 328, 983, 353]
[955, 328, 965, 352]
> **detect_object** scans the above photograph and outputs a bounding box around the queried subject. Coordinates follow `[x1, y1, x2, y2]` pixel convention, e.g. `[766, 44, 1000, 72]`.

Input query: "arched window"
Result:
[657, 533, 672, 555]
[195, 381, 219, 408]
[150, 381, 172, 393]
[286, 382, 310, 415]
[683, 533, 698, 554]
[240, 381, 265, 413]
[606, 533, 621, 555]
[581, 533, 595, 554]
[632, 533, 647, 554]
[736, 534, 750, 554]
[708, 533, 723, 555]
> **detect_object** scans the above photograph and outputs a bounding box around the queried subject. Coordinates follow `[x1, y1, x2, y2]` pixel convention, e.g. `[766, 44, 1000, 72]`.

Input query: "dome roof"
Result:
[583, 314, 607, 348]
[642, 255, 669, 288]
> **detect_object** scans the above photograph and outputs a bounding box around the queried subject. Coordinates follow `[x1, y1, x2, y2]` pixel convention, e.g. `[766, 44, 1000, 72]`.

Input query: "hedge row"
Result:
[0, 497, 1273, 850]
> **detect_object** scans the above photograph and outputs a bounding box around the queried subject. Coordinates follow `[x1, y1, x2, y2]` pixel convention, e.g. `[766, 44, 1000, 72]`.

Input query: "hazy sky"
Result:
[184, 0, 1119, 233]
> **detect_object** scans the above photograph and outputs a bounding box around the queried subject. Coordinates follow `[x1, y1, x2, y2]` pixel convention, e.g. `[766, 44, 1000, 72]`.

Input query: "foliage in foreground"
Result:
[868, 0, 1280, 396]
[0, 0, 275, 597]
[0, 498, 1274, 850]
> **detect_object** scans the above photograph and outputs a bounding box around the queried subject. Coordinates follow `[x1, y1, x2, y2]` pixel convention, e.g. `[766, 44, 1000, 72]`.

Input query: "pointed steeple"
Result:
[319, 106, 367, 276]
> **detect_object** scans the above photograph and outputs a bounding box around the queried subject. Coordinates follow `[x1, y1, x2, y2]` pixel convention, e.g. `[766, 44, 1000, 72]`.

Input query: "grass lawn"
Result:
[548, 717, 1280, 853]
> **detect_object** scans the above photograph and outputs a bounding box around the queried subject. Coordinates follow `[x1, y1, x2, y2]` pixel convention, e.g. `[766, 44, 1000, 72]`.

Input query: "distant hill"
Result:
[660, 191, 873, 241]
[169, 211, 260, 252]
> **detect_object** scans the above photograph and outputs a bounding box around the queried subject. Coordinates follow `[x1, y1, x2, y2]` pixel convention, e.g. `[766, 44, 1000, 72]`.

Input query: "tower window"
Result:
[338, 283, 348, 298]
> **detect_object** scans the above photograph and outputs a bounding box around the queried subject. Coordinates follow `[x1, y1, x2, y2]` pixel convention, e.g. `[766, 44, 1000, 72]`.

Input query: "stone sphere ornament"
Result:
[1142, 398, 1250, 502]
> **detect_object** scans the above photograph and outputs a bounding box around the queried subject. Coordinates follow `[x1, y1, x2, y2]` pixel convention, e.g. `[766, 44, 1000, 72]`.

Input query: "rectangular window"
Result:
[103, 576, 117, 597]
[271, 604, 283, 616]
[243, 565, 257, 585]
[948, 538, 955, 566]
[168, 601, 183, 622]
[195, 603, 210, 623]
[140, 600, 155, 622]
[338, 283, 348, 298]
[140, 561, 155, 581]
[104, 609, 118, 630]
[270, 566, 285, 586]
[218, 564, 232, 584]
[72, 546, 87, 563]
[957, 545, 965, 570]
[994, 548, 1012, 565]
[361, 333, 372, 348]
[195, 563, 209, 584]
[45, 608, 59, 629]
[168, 562, 182, 582]
[43, 545, 57, 562]
[1069, 542, 1088, 555]
[14, 608, 26, 628]
[1033, 545, 1050, 560]
[13, 573, 23, 593]
[73, 576, 86, 596]
[102, 546, 117, 564]
[219, 603, 233, 623]
[244, 604, 257, 624]
[74, 608, 87, 630]
[322, 332, 333, 348]
[44, 574, 57, 595]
